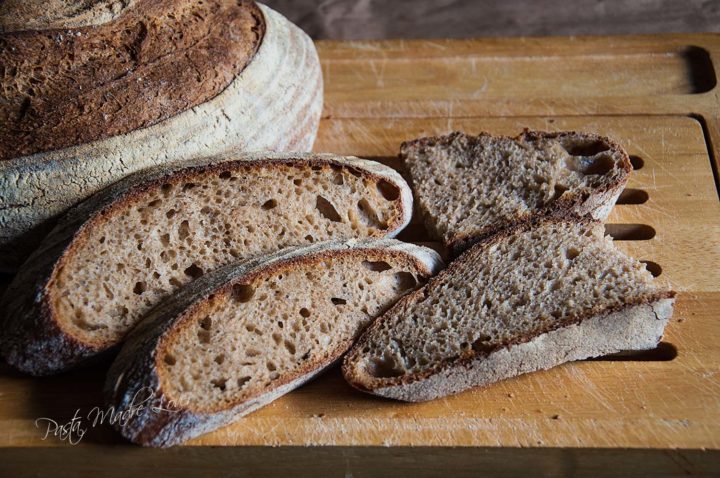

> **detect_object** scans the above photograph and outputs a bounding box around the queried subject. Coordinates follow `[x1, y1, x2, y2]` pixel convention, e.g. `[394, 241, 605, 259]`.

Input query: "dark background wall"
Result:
[263, 0, 720, 40]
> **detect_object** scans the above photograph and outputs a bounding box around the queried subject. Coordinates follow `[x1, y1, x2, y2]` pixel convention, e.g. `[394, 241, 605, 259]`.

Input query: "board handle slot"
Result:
[589, 341, 677, 362]
[605, 224, 656, 241]
[616, 188, 649, 205]
[629, 155, 645, 170]
[640, 260, 663, 277]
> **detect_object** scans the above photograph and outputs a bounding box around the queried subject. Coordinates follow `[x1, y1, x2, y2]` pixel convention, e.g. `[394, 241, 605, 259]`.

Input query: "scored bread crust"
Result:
[400, 130, 633, 256]
[342, 216, 675, 402]
[0, 152, 414, 376]
[0, 3, 323, 271]
[0, 0, 139, 31]
[105, 239, 443, 447]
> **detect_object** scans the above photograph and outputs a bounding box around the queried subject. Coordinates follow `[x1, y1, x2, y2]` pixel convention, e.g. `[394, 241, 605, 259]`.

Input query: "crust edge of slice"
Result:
[343, 296, 674, 403]
[0, 152, 415, 376]
[342, 216, 675, 402]
[400, 129, 633, 257]
[105, 239, 443, 447]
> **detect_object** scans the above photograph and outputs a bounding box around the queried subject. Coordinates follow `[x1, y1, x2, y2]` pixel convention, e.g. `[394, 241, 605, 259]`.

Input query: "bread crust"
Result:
[0, 3, 323, 271]
[1, 1, 265, 160]
[104, 240, 442, 447]
[342, 216, 675, 401]
[0, 153, 416, 376]
[400, 130, 632, 257]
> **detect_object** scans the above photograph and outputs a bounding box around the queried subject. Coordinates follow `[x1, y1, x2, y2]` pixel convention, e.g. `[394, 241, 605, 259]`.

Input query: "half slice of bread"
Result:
[401, 130, 632, 255]
[106, 239, 442, 447]
[343, 218, 675, 402]
[1, 152, 414, 375]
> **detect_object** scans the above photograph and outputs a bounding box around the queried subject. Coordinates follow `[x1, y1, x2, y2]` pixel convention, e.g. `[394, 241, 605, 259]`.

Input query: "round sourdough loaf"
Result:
[0, 1, 323, 271]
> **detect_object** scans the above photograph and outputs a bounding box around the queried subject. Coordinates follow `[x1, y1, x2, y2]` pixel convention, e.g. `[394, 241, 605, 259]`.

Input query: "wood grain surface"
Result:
[1, 33, 719, 476]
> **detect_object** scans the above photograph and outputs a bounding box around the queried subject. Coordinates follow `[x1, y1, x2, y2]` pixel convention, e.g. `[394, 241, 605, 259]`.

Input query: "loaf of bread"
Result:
[106, 239, 442, 447]
[343, 217, 674, 402]
[0, 0, 323, 271]
[401, 130, 632, 256]
[0, 152, 413, 375]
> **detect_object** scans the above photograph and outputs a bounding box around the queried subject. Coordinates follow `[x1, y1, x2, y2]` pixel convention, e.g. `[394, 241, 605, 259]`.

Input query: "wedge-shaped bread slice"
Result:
[105, 239, 442, 447]
[0, 152, 413, 375]
[401, 130, 632, 255]
[343, 218, 675, 402]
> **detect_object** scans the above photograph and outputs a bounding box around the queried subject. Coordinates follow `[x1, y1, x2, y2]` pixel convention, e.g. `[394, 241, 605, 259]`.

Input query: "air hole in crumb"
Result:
[219, 171, 232, 180]
[299, 308, 311, 318]
[200, 316, 212, 331]
[565, 154, 615, 176]
[305, 234, 314, 242]
[178, 220, 190, 240]
[99, 236, 105, 244]
[160, 233, 170, 247]
[565, 247, 580, 260]
[315, 195, 342, 222]
[362, 260, 392, 272]
[284, 340, 296, 355]
[166, 209, 176, 219]
[184, 263, 204, 279]
[266, 361, 277, 372]
[641, 260, 662, 277]
[471, 334, 493, 354]
[367, 357, 404, 378]
[214, 354, 225, 365]
[293, 178, 302, 186]
[211, 378, 227, 391]
[148, 199, 162, 208]
[133, 281, 146, 295]
[262, 199, 278, 210]
[331, 297, 347, 305]
[183, 183, 196, 192]
[393, 272, 417, 291]
[164, 354, 176, 366]
[238, 376, 251, 388]
[232, 284, 255, 303]
[553, 184, 569, 200]
[377, 180, 400, 201]
[197, 329, 210, 344]
[563, 140, 610, 157]
[246, 348, 260, 357]
[348, 168, 362, 178]
[333, 173, 344, 185]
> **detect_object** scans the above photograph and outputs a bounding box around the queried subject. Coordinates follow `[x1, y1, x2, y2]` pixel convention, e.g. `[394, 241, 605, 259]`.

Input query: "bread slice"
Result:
[0, 2, 323, 271]
[401, 130, 632, 255]
[343, 218, 675, 402]
[0, 152, 413, 376]
[105, 239, 442, 447]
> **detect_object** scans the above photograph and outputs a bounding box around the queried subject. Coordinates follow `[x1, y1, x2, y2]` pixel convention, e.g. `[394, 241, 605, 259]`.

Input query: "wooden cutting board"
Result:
[1, 33, 719, 477]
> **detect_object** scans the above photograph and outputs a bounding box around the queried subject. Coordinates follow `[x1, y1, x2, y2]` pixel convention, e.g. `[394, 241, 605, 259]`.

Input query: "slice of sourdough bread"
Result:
[0, 152, 414, 376]
[105, 239, 442, 447]
[343, 218, 675, 402]
[401, 130, 632, 255]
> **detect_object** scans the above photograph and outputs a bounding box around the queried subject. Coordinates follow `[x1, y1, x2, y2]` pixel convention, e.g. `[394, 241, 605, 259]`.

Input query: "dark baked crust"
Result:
[0, 0, 265, 160]
[0, 154, 412, 376]
[400, 129, 633, 257]
[104, 241, 437, 447]
[342, 215, 675, 393]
